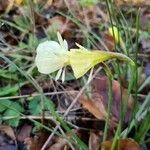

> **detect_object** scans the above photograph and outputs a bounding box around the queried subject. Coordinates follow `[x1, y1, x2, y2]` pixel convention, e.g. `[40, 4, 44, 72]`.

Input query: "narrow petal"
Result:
[55, 68, 62, 81]
[63, 40, 68, 51]
[61, 67, 66, 82]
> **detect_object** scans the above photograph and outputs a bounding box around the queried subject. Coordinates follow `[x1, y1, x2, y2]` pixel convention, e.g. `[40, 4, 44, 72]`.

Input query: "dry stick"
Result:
[41, 67, 102, 150]
[2, 115, 101, 122]
[52, 119, 75, 150]
[82, 7, 91, 32]
[0, 91, 77, 100]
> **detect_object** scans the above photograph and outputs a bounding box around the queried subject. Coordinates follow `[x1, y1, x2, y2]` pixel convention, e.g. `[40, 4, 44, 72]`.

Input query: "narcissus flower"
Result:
[35, 32, 135, 81]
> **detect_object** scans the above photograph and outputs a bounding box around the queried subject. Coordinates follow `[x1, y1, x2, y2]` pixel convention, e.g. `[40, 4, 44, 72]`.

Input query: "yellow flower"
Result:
[35, 33, 135, 81]
[108, 26, 126, 50]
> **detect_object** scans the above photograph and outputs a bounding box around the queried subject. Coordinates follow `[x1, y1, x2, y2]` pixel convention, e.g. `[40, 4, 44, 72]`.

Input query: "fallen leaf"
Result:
[17, 124, 32, 142]
[24, 130, 50, 150]
[114, 0, 150, 6]
[0, 0, 14, 13]
[89, 132, 102, 150]
[101, 138, 141, 150]
[0, 125, 17, 150]
[92, 76, 134, 123]
[77, 75, 134, 133]
[0, 125, 16, 141]
[79, 93, 107, 120]
[48, 137, 69, 150]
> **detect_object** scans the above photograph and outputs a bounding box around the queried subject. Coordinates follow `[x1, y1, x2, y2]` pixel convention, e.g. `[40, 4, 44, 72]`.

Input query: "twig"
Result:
[0, 90, 77, 100]
[2, 115, 101, 122]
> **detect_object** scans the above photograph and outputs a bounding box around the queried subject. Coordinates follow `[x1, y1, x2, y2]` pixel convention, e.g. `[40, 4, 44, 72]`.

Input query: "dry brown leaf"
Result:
[0, 125, 16, 141]
[79, 93, 107, 120]
[17, 124, 32, 142]
[92, 76, 134, 123]
[0, 125, 17, 150]
[101, 138, 141, 150]
[48, 137, 68, 150]
[89, 132, 102, 150]
[78, 75, 134, 127]
[24, 130, 50, 150]
[0, 0, 14, 13]
[115, 0, 150, 6]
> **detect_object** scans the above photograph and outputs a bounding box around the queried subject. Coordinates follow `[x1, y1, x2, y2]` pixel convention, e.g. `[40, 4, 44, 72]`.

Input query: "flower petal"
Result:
[69, 49, 115, 78]
[37, 41, 62, 54]
[35, 52, 64, 74]
[63, 40, 68, 51]
[69, 49, 94, 78]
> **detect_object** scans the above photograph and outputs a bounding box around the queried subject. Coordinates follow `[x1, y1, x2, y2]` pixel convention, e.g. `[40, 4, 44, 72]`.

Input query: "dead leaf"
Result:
[89, 132, 102, 150]
[79, 93, 107, 120]
[101, 138, 141, 150]
[0, 125, 17, 150]
[77, 75, 133, 133]
[0, 125, 16, 141]
[48, 137, 68, 150]
[24, 130, 50, 150]
[92, 76, 134, 123]
[17, 124, 32, 142]
[115, 0, 150, 6]
[0, 0, 14, 13]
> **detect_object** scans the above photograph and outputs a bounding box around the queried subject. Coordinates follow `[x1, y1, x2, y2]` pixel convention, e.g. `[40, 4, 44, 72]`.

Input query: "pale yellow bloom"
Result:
[35, 33, 134, 81]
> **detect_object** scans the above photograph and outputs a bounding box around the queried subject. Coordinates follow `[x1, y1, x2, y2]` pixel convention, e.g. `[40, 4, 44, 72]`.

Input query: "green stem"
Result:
[133, 9, 140, 118]
[102, 64, 113, 142]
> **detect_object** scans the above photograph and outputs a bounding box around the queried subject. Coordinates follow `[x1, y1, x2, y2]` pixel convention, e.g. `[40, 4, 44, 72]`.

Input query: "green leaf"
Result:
[80, 0, 98, 7]
[29, 96, 42, 115]
[0, 69, 18, 80]
[0, 82, 27, 96]
[0, 99, 11, 112]
[3, 101, 23, 127]
[44, 97, 52, 110]
[29, 96, 52, 115]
